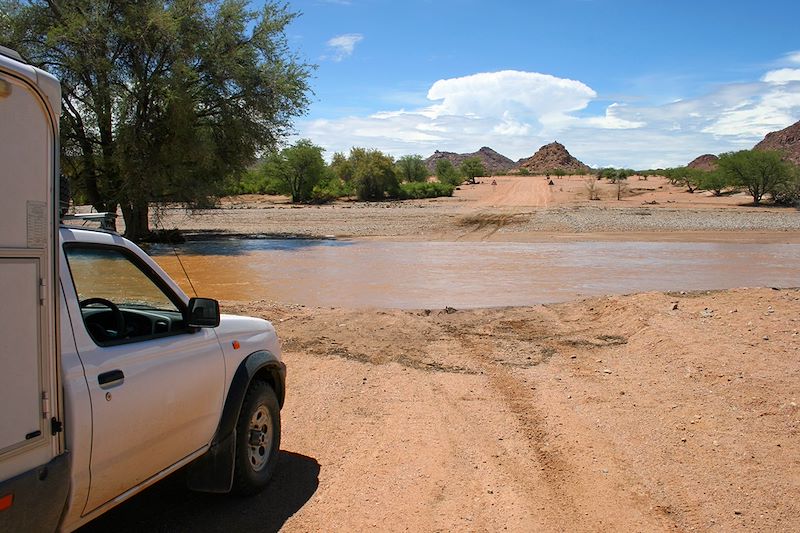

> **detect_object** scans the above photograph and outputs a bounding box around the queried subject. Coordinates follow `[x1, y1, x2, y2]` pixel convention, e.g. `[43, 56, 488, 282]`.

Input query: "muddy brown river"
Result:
[149, 239, 800, 309]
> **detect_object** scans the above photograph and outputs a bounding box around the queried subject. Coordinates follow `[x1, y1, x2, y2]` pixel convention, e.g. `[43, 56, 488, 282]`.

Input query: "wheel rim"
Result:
[247, 405, 273, 472]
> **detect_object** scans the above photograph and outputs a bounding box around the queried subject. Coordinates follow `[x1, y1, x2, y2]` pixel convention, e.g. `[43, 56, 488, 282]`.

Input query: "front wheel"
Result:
[232, 381, 281, 495]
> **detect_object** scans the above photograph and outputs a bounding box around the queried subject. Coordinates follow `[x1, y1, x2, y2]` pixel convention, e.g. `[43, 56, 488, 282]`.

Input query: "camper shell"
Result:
[0, 45, 67, 532]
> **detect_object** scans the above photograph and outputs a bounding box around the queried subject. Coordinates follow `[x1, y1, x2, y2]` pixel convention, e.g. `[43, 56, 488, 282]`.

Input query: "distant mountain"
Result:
[754, 119, 800, 166]
[425, 146, 515, 175]
[687, 154, 719, 171]
[516, 141, 590, 174]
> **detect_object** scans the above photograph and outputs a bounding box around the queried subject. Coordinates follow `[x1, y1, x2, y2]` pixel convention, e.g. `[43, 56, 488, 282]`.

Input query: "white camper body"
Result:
[0, 49, 286, 532]
[0, 47, 67, 531]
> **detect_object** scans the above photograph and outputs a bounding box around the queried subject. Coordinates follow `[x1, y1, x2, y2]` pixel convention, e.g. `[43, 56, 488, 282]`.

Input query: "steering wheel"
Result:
[80, 297, 126, 340]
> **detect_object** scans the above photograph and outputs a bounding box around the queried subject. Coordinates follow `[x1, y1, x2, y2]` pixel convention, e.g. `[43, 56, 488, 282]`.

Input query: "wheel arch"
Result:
[185, 350, 285, 493]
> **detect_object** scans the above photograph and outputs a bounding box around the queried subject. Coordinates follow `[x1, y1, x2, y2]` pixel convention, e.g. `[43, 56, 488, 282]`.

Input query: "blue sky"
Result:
[275, 0, 800, 169]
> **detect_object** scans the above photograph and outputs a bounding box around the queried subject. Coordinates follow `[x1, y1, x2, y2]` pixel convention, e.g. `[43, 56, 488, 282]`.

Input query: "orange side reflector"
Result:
[0, 493, 13, 512]
[232, 340, 240, 350]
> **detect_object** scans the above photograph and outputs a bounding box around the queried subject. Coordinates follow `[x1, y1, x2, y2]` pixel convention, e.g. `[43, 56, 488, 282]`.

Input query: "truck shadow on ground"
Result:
[78, 451, 320, 533]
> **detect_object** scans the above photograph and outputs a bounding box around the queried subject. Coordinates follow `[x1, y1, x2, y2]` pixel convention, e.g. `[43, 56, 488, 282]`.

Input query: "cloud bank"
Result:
[299, 60, 800, 169]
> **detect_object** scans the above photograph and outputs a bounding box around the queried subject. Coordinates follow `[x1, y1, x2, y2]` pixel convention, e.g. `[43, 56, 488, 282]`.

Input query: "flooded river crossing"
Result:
[150, 239, 800, 309]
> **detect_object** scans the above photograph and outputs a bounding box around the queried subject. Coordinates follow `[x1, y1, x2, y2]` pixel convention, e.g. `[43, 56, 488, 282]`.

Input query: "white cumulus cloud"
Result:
[426, 70, 596, 123]
[324, 33, 364, 62]
[300, 70, 605, 160]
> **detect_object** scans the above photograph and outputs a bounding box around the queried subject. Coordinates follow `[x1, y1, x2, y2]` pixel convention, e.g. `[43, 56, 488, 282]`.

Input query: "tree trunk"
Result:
[121, 200, 150, 242]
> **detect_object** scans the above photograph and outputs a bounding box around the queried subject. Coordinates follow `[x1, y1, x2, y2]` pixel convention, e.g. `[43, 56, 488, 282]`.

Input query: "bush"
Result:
[309, 178, 355, 203]
[398, 182, 455, 199]
[395, 155, 429, 183]
[597, 168, 617, 181]
[352, 149, 399, 200]
[223, 167, 286, 195]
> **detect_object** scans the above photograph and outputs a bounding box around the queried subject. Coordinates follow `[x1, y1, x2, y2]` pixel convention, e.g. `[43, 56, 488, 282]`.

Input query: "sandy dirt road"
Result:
[477, 175, 554, 207]
[80, 288, 800, 532]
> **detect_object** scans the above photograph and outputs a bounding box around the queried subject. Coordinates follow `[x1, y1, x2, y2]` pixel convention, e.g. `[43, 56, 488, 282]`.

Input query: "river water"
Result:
[149, 239, 800, 309]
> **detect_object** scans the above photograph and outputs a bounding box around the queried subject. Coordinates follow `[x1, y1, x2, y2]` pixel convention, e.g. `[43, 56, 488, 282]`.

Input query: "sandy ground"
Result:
[77, 176, 800, 532]
[82, 288, 800, 532]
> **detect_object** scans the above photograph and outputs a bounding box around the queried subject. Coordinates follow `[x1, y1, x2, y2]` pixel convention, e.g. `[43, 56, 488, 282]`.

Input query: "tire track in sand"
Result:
[447, 310, 678, 531]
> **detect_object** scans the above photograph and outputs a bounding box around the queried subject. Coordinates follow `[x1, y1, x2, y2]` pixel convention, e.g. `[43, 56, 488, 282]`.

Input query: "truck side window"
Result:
[64, 245, 188, 345]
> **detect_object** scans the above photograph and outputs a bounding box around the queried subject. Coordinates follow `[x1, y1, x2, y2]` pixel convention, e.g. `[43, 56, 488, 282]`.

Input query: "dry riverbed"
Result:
[133, 175, 800, 242]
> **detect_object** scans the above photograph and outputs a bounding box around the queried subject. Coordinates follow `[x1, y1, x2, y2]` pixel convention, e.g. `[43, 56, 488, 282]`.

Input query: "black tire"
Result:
[232, 381, 281, 495]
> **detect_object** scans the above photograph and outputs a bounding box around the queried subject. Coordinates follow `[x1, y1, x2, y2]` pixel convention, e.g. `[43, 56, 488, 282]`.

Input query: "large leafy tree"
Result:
[718, 150, 792, 205]
[1, 0, 312, 240]
[264, 139, 325, 203]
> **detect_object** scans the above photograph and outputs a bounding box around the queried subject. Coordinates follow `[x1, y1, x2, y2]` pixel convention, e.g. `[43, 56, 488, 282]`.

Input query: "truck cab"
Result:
[1, 47, 285, 532]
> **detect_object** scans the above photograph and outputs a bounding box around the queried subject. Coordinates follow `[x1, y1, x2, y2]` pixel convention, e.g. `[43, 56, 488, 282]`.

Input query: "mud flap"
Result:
[185, 431, 236, 493]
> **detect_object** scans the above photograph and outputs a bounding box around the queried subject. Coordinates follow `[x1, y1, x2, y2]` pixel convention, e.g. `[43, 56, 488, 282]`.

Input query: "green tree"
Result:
[264, 139, 325, 203]
[350, 148, 399, 200]
[2, 0, 312, 241]
[665, 167, 702, 193]
[435, 159, 461, 186]
[696, 170, 732, 197]
[460, 157, 486, 184]
[598, 168, 617, 180]
[718, 150, 793, 205]
[395, 155, 428, 183]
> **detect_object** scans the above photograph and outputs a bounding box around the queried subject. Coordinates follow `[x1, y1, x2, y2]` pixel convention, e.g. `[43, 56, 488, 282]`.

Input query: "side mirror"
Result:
[187, 297, 220, 328]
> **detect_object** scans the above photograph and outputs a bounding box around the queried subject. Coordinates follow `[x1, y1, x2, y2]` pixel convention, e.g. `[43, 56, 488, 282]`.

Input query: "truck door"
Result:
[61, 243, 226, 514]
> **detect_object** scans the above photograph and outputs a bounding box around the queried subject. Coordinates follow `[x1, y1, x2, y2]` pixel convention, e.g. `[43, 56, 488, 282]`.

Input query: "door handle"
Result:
[98, 369, 125, 388]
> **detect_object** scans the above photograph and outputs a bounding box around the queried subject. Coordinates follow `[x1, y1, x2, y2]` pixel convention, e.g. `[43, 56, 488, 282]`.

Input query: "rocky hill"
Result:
[516, 141, 590, 174]
[754, 119, 800, 165]
[425, 146, 515, 175]
[687, 154, 719, 171]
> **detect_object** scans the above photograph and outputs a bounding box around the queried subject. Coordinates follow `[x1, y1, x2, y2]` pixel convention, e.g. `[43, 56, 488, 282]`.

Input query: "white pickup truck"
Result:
[0, 48, 286, 531]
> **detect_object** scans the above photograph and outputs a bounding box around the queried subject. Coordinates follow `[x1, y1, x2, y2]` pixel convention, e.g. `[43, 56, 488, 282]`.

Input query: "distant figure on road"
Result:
[491, 179, 497, 187]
